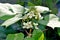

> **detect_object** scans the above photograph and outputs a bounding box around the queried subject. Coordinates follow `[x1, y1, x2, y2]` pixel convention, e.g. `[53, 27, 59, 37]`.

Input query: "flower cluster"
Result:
[22, 6, 50, 29]
[23, 21, 33, 29]
[0, 3, 51, 29]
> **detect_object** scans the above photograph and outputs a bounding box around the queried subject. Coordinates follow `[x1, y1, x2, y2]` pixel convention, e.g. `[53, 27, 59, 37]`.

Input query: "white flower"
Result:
[22, 14, 28, 20]
[35, 6, 50, 13]
[23, 6, 50, 20]
[26, 6, 50, 13]
[0, 3, 24, 27]
[0, 3, 24, 17]
[35, 16, 37, 19]
[46, 14, 60, 29]
[34, 13, 41, 19]
[23, 22, 33, 29]
[22, 11, 35, 19]
[40, 14, 60, 29]
[11, 4, 24, 14]
[33, 22, 39, 29]
[27, 11, 35, 18]
[47, 20, 60, 29]
[33, 22, 38, 25]
[1, 15, 22, 27]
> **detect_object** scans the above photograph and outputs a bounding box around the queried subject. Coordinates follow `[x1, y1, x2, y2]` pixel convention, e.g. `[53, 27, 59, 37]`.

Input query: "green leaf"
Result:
[32, 29, 44, 40]
[24, 29, 44, 40]
[30, 0, 42, 6]
[57, 28, 60, 36]
[0, 15, 14, 20]
[54, 27, 60, 36]
[38, 33, 44, 40]
[28, 2, 35, 6]
[24, 37, 35, 40]
[45, 0, 58, 14]
[38, 24, 46, 31]
[6, 33, 24, 40]
[39, 20, 48, 26]
[17, 0, 25, 6]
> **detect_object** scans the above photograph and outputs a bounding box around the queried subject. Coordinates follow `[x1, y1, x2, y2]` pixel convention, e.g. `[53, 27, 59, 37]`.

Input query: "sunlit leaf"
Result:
[32, 29, 44, 40]
[6, 33, 24, 40]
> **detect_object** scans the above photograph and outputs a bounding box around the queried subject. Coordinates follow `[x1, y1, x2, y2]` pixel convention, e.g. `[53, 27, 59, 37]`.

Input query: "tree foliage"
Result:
[0, 0, 60, 40]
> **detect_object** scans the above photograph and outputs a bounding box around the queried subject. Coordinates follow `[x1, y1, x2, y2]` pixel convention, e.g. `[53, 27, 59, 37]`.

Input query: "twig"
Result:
[25, 29, 32, 37]
[29, 28, 32, 34]
[25, 30, 29, 35]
